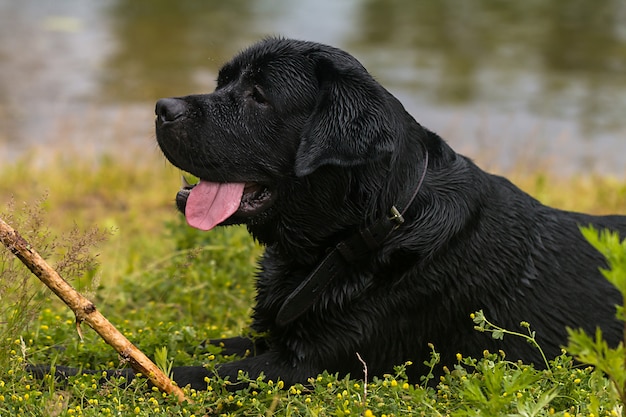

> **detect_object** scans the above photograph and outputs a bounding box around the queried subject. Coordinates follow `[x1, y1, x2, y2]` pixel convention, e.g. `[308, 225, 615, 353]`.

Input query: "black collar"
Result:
[276, 150, 429, 326]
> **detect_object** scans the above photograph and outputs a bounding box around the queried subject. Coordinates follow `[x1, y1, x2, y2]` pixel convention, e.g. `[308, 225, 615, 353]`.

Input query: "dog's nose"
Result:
[155, 98, 188, 123]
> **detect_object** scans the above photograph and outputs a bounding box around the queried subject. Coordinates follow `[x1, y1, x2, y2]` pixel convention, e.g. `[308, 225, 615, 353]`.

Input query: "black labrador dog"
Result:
[35, 37, 626, 390]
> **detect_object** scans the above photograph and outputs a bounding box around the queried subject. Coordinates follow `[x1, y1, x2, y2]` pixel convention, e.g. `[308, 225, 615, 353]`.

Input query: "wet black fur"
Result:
[34, 38, 626, 390]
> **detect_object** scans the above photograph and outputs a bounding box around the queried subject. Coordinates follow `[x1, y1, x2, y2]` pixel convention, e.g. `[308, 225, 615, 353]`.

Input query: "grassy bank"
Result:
[1, 148, 626, 416]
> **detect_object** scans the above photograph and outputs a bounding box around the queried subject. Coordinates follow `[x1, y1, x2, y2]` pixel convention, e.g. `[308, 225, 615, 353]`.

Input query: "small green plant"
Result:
[154, 346, 174, 380]
[567, 226, 626, 414]
[472, 310, 550, 369]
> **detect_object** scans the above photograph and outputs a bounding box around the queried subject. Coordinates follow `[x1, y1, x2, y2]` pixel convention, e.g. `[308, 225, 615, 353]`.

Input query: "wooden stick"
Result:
[0, 217, 187, 403]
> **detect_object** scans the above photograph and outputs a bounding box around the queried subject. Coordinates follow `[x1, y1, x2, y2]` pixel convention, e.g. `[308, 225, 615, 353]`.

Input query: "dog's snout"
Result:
[156, 98, 188, 123]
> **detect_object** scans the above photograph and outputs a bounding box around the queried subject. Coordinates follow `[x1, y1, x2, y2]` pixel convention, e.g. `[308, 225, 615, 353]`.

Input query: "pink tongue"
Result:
[185, 181, 246, 231]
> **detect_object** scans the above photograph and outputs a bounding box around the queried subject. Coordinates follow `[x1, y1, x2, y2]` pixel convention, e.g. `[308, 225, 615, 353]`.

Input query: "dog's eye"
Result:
[250, 86, 268, 105]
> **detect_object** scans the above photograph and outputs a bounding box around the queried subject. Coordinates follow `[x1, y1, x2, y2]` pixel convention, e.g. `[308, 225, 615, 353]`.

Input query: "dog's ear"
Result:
[294, 51, 398, 177]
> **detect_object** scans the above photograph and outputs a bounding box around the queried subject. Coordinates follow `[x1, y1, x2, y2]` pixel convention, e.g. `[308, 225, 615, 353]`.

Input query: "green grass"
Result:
[1, 148, 626, 416]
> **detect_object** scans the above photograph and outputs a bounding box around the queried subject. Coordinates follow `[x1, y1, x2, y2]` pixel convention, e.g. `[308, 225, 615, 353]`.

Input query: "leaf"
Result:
[581, 226, 626, 293]
[514, 387, 559, 417]
[567, 327, 626, 396]
[491, 329, 504, 340]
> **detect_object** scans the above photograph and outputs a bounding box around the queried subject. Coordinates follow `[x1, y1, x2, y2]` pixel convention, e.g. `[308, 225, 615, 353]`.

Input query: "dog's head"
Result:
[155, 38, 408, 243]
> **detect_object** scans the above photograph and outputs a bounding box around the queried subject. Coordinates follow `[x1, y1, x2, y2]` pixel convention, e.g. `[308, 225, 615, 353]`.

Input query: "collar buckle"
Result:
[388, 206, 405, 229]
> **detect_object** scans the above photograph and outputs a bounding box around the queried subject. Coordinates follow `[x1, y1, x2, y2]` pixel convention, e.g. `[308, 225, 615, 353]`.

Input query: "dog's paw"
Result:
[27, 364, 87, 380]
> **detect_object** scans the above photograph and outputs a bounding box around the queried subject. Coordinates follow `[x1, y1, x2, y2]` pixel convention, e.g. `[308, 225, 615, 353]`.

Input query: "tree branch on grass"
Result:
[0, 217, 187, 403]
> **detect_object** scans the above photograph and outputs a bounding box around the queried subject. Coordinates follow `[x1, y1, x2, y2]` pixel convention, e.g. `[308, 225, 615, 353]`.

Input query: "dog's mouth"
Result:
[176, 178, 274, 231]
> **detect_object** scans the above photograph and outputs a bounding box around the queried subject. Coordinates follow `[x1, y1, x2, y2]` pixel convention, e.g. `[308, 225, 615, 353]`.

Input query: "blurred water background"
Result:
[0, 0, 625, 174]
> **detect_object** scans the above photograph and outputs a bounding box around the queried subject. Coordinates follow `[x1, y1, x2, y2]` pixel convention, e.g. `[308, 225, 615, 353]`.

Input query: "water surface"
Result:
[1, 0, 625, 174]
